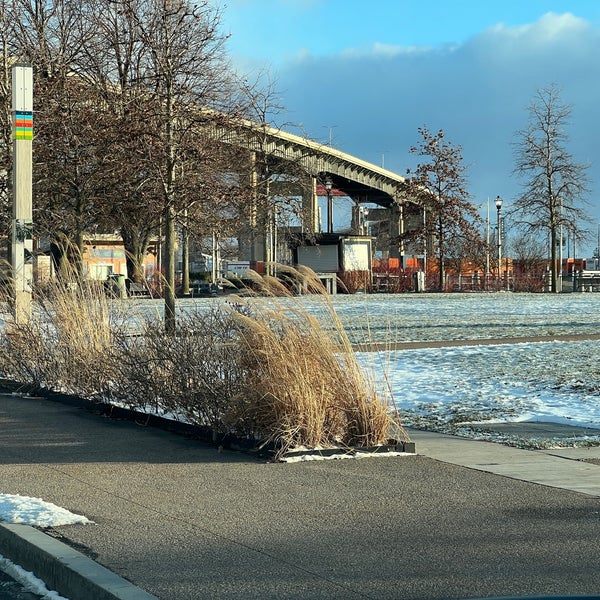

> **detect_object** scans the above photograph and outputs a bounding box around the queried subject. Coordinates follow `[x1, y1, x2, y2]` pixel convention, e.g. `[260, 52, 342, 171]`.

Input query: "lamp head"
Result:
[325, 177, 333, 192]
[495, 195, 503, 210]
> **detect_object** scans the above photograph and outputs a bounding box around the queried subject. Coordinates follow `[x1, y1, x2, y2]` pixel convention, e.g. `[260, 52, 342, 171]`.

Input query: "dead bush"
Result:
[111, 306, 246, 437]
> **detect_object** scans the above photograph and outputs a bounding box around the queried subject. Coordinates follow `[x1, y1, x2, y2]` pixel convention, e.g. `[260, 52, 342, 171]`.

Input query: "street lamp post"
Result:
[325, 177, 333, 233]
[495, 195, 503, 286]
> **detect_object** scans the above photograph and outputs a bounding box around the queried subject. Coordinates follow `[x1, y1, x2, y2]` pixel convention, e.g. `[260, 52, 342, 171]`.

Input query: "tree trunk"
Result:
[164, 204, 176, 334]
[550, 225, 558, 293]
[51, 232, 72, 281]
[121, 225, 147, 283]
[437, 214, 444, 291]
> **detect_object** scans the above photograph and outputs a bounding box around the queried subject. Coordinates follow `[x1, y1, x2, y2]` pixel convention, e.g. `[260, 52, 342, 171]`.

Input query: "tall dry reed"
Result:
[0, 278, 120, 398]
[226, 267, 395, 455]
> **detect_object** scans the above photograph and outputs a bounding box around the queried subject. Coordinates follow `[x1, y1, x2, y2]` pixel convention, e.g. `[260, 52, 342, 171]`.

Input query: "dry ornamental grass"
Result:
[0, 265, 403, 458]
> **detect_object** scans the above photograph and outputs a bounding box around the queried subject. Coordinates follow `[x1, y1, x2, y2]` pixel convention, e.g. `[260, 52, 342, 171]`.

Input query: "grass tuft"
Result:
[225, 267, 395, 456]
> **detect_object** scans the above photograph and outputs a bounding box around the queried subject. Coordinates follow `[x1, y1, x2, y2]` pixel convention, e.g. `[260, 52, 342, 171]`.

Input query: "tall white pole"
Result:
[497, 206, 502, 279]
[558, 199, 563, 292]
[12, 64, 33, 324]
[485, 198, 490, 289]
[211, 230, 217, 284]
[559, 223, 563, 292]
[422, 206, 427, 279]
[495, 196, 503, 288]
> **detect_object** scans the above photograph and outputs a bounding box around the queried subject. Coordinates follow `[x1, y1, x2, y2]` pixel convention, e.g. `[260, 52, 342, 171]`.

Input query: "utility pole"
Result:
[12, 64, 33, 324]
[181, 208, 189, 295]
[597, 224, 600, 270]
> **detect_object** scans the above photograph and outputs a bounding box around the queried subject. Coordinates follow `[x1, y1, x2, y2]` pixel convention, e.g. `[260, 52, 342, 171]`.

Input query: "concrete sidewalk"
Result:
[1, 393, 600, 600]
[407, 428, 600, 497]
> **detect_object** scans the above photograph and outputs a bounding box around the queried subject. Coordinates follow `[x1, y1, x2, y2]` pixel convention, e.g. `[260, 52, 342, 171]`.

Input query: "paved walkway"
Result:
[1, 394, 600, 600]
[407, 428, 600, 496]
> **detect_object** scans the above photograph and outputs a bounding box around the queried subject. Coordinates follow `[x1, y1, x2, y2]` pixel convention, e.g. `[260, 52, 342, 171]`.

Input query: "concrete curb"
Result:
[0, 523, 158, 600]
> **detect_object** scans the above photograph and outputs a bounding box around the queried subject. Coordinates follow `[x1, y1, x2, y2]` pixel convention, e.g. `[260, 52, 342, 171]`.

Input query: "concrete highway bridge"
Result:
[214, 116, 416, 262]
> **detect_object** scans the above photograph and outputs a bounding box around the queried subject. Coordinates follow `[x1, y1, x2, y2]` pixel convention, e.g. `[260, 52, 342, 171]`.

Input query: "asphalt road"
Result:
[1, 393, 600, 600]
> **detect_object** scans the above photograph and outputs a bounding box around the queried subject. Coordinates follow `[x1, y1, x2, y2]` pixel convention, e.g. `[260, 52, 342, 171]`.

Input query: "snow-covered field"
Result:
[358, 339, 600, 435]
[320, 291, 600, 343]
[337, 293, 600, 444]
[166, 292, 600, 444]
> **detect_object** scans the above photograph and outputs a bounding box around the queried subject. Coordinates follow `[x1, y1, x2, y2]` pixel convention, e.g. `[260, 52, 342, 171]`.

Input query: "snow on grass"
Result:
[324, 292, 600, 343]
[357, 338, 600, 446]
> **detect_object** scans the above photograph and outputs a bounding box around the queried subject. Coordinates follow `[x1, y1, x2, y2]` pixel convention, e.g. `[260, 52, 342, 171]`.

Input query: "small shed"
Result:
[292, 234, 373, 293]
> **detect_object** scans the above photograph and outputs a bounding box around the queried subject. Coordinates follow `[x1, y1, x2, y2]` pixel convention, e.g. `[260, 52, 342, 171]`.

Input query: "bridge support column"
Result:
[388, 201, 405, 268]
[300, 177, 319, 234]
[351, 204, 370, 235]
[238, 151, 266, 266]
[311, 177, 319, 233]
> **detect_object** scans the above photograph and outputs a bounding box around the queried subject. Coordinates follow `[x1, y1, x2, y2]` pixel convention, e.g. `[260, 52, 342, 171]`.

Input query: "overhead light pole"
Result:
[325, 176, 333, 233]
[322, 125, 337, 146]
[495, 195, 503, 285]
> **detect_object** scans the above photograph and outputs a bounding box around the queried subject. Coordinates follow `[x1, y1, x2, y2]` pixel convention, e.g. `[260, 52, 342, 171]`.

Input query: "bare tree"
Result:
[512, 84, 590, 293]
[77, 0, 166, 283]
[75, 0, 235, 330]
[0, 1, 17, 248]
[12, 0, 89, 79]
[11, 0, 99, 277]
[129, 0, 234, 331]
[404, 127, 484, 291]
[34, 76, 106, 277]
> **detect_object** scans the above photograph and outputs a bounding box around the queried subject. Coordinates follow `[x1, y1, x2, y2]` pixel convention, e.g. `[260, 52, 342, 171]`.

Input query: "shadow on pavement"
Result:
[0, 394, 255, 466]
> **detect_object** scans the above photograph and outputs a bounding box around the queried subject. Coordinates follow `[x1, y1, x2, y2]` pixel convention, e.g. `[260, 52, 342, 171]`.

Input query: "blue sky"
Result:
[220, 0, 600, 257]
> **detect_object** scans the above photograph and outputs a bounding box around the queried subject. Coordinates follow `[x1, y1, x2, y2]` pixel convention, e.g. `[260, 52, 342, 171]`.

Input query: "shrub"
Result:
[0, 266, 399, 458]
[110, 306, 246, 438]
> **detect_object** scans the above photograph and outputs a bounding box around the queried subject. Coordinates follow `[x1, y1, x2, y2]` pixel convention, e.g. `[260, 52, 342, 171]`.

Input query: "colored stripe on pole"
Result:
[15, 130, 33, 140]
[14, 111, 33, 140]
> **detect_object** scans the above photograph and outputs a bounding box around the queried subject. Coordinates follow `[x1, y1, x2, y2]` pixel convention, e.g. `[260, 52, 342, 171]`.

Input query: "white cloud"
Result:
[274, 12, 600, 253]
[340, 42, 436, 59]
[495, 11, 591, 40]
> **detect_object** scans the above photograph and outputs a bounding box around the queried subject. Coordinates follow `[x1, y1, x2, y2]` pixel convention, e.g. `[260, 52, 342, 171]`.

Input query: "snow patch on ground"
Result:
[0, 494, 93, 527]
[281, 451, 412, 463]
[0, 495, 92, 598]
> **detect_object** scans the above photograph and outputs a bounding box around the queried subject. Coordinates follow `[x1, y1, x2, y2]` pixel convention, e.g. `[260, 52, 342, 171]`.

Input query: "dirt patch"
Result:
[355, 332, 600, 351]
[476, 421, 600, 440]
